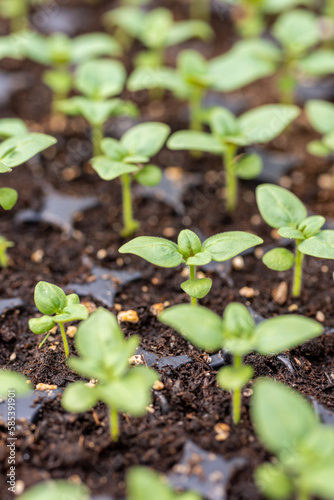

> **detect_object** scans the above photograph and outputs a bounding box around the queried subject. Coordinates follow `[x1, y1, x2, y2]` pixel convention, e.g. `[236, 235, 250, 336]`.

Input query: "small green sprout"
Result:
[0, 370, 32, 398]
[57, 59, 137, 156]
[168, 104, 300, 212]
[256, 184, 334, 297]
[305, 99, 334, 184]
[0, 132, 56, 266]
[62, 308, 158, 441]
[25, 32, 121, 109]
[159, 303, 322, 425]
[91, 122, 170, 237]
[127, 466, 202, 500]
[252, 379, 334, 500]
[29, 281, 88, 358]
[128, 48, 276, 132]
[104, 7, 212, 67]
[119, 229, 263, 305]
[17, 480, 89, 500]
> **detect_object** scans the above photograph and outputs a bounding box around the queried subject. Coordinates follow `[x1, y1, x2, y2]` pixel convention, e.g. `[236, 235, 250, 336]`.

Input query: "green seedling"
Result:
[305, 99, 334, 184]
[168, 104, 300, 212]
[104, 7, 212, 67]
[128, 48, 277, 132]
[29, 281, 88, 358]
[62, 308, 158, 441]
[160, 303, 322, 425]
[17, 480, 89, 500]
[91, 122, 170, 237]
[0, 370, 32, 398]
[127, 467, 202, 500]
[0, 132, 56, 266]
[257, 184, 334, 297]
[119, 229, 263, 305]
[0, 0, 46, 32]
[252, 379, 334, 500]
[57, 59, 137, 156]
[25, 32, 121, 109]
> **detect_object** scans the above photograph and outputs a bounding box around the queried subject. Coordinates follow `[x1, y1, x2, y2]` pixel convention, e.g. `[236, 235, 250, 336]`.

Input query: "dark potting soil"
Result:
[1, 1, 334, 499]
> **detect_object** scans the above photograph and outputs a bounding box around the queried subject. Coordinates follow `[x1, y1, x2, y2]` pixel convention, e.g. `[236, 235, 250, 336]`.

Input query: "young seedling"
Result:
[252, 379, 334, 500]
[25, 32, 121, 109]
[119, 229, 263, 305]
[57, 59, 137, 156]
[29, 281, 88, 358]
[305, 99, 334, 184]
[104, 7, 212, 67]
[128, 48, 277, 132]
[0, 132, 56, 266]
[16, 480, 90, 500]
[0, 370, 32, 398]
[62, 308, 158, 441]
[159, 303, 322, 424]
[168, 104, 300, 212]
[256, 184, 334, 297]
[91, 122, 170, 237]
[127, 466, 202, 500]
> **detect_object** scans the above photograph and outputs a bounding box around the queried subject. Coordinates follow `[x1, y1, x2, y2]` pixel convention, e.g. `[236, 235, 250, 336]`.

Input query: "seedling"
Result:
[29, 281, 88, 358]
[25, 32, 121, 108]
[168, 104, 300, 212]
[91, 122, 170, 237]
[0, 132, 56, 266]
[127, 466, 202, 500]
[305, 99, 334, 184]
[17, 480, 89, 500]
[62, 308, 158, 441]
[160, 303, 322, 424]
[119, 229, 263, 305]
[128, 48, 276, 132]
[57, 59, 137, 156]
[0, 118, 28, 140]
[104, 7, 212, 67]
[252, 379, 334, 500]
[0, 370, 32, 398]
[256, 184, 334, 297]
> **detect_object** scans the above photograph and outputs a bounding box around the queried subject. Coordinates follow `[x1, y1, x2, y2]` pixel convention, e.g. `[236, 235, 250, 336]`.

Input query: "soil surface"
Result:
[1, 1, 334, 499]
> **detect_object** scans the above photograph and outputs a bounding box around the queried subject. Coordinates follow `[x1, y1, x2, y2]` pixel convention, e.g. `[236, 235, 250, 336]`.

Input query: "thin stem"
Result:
[0, 248, 8, 268]
[38, 331, 53, 349]
[232, 355, 243, 425]
[120, 174, 139, 237]
[292, 241, 304, 298]
[189, 264, 197, 306]
[224, 144, 237, 213]
[59, 321, 70, 358]
[190, 87, 204, 133]
[279, 56, 297, 105]
[92, 122, 104, 157]
[110, 407, 119, 441]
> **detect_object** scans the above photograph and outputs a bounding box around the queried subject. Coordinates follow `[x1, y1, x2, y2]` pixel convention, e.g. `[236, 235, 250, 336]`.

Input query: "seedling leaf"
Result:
[119, 237, 183, 268]
[299, 230, 334, 259]
[181, 278, 212, 299]
[262, 248, 295, 271]
[203, 231, 263, 261]
[0, 187, 18, 210]
[256, 184, 307, 228]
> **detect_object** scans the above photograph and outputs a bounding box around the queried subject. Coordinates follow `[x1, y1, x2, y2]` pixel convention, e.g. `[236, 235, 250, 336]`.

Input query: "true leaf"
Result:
[167, 131, 224, 154]
[298, 215, 325, 238]
[256, 184, 307, 228]
[53, 304, 89, 323]
[18, 480, 90, 500]
[203, 231, 263, 261]
[186, 251, 211, 266]
[255, 464, 294, 500]
[307, 140, 331, 157]
[34, 281, 67, 315]
[177, 229, 202, 259]
[278, 227, 305, 239]
[262, 248, 295, 271]
[0, 133, 56, 168]
[299, 230, 334, 259]
[119, 237, 183, 268]
[0, 118, 28, 139]
[273, 9, 319, 55]
[75, 59, 126, 99]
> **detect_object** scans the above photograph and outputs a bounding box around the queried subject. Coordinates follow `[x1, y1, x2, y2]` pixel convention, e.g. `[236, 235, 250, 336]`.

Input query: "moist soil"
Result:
[1, 1, 334, 499]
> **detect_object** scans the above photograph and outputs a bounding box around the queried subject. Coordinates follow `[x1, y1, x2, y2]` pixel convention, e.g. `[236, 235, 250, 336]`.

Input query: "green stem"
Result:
[292, 241, 304, 298]
[190, 87, 204, 133]
[38, 331, 53, 349]
[279, 57, 297, 105]
[110, 407, 119, 441]
[59, 321, 69, 358]
[92, 122, 104, 157]
[189, 264, 197, 306]
[120, 174, 139, 237]
[224, 144, 237, 213]
[0, 247, 8, 268]
[232, 355, 243, 425]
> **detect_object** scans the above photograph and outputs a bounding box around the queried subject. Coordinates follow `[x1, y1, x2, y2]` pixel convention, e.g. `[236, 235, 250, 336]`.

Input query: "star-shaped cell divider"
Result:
[15, 184, 99, 235]
[135, 167, 201, 215]
[168, 440, 245, 500]
[66, 266, 142, 308]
